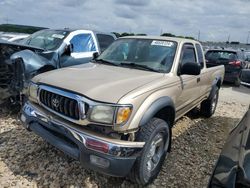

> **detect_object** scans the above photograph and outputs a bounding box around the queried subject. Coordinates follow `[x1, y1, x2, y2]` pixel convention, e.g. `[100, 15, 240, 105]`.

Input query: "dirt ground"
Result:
[0, 84, 249, 188]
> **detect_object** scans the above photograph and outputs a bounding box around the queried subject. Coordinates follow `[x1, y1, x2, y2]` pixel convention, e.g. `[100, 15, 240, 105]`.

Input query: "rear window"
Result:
[205, 51, 237, 61]
[96, 34, 115, 52]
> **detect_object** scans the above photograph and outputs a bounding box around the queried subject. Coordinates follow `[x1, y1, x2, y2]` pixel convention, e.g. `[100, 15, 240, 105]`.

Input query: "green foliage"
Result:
[112, 32, 121, 38]
[161, 33, 195, 40]
[161, 33, 175, 37]
[0, 24, 47, 34]
[136, 33, 147, 36]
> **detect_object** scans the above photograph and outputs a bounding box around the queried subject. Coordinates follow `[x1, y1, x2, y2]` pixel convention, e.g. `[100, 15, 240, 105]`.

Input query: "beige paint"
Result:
[32, 36, 225, 133]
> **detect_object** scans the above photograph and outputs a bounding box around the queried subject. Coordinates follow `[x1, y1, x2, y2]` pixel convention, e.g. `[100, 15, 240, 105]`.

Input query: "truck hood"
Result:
[33, 63, 164, 103]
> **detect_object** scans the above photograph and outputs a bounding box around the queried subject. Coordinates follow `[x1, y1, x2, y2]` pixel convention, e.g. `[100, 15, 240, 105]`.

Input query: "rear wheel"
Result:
[200, 89, 219, 117]
[129, 118, 171, 185]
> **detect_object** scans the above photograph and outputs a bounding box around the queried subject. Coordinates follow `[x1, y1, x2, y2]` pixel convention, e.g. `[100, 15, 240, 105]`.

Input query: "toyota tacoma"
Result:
[21, 36, 225, 185]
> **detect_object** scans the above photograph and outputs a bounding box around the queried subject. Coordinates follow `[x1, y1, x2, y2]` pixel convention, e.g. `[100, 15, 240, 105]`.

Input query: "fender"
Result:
[209, 76, 222, 99]
[10, 49, 56, 74]
[139, 96, 175, 127]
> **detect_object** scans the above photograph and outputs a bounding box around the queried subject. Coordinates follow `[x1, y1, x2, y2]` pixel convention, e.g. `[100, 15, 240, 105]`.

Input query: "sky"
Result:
[0, 0, 250, 42]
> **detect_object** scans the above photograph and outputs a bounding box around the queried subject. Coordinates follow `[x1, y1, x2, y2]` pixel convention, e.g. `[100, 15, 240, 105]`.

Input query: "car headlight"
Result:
[90, 105, 115, 124]
[29, 82, 39, 102]
[116, 106, 132, 125]
[89, 105, 132, 125]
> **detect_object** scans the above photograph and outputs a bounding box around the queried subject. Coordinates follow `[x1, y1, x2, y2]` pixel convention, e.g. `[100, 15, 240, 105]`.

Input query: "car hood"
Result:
[33, 63, 164, 103]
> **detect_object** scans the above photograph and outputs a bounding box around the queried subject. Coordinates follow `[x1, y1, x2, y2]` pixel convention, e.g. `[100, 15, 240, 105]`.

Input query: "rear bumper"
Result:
[21, 102, 144, 177]
[224, 71, 240, 83]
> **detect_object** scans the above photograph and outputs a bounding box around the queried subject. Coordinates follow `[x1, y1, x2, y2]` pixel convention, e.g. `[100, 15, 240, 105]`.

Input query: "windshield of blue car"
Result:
[96, 38, 177, 73]
[23, 30, 70, 50]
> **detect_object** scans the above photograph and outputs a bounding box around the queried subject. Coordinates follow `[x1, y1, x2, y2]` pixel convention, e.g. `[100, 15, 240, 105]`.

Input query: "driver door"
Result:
[175, 43, 201, 117]
[60, 32, 98, 67]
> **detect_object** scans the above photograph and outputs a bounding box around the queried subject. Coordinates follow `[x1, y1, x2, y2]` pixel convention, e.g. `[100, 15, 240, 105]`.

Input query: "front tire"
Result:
[129, 118, 171, 185]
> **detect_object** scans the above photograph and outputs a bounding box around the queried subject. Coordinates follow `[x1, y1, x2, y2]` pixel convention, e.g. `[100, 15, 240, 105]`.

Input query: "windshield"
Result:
[97, 38, 177, 73]
[23, 30, 70, 50]
[205, 51, 237, 61]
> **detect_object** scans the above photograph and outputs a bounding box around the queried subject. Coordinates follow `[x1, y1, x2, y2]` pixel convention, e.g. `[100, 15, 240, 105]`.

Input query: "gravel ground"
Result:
[0, 85, 249, 188]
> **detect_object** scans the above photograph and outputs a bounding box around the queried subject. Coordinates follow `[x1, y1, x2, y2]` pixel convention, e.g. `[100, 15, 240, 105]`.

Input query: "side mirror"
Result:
[240, 69, 250, 87]
[92, 52, 99, 60]
[63, 44, 72, 56]
[180, 62, 201, 75]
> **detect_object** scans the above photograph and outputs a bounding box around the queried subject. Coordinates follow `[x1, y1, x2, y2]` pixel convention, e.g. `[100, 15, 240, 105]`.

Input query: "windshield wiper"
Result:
[120, 62, 160, 72]
[93, 59, 118, 66]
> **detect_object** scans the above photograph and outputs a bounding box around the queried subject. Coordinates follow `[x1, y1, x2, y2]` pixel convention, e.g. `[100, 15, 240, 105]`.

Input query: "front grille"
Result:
[0, 63, 12, 89]
[39, 89, 80, 120]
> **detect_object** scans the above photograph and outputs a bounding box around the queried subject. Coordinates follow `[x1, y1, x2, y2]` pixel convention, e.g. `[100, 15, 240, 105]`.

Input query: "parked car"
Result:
[0, 32, 29, 43]
[20, 36, 224, 185]
[0, 29, 116, 103]
[240, 69, 250, 87]
[209, 70, 250, 187]
[205, 49, 246, 86]
[244, 51, 250, 69]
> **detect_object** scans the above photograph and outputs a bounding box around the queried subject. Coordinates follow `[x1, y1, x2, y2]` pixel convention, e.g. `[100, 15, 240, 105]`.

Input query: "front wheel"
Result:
[129, 118, 171, 185]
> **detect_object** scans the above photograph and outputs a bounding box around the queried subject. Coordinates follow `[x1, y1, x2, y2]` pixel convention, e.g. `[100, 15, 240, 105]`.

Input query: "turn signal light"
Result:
[86, 138, 109, 153]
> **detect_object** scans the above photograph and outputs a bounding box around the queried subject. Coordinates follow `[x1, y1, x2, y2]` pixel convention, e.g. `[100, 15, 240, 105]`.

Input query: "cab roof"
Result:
[120, 35, 199, 44]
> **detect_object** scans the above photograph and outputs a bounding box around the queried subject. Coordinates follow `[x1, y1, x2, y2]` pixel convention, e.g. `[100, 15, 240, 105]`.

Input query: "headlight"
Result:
[90, 105, 115, 124]
[29, 82, 38, 102]
[116, 106, 132, 125]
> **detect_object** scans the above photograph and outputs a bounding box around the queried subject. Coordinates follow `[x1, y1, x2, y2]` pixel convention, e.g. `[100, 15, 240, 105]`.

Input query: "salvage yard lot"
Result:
[0, 85, 249, 188]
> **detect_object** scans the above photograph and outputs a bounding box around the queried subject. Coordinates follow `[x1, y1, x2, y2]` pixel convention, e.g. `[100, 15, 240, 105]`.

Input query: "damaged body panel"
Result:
[209, 107, 250, 188]
[0, 40, 44, 102]
[0, 29, 116, 103]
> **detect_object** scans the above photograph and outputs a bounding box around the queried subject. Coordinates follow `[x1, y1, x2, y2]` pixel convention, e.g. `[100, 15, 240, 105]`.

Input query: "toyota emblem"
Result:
[52, 98, 60, 108]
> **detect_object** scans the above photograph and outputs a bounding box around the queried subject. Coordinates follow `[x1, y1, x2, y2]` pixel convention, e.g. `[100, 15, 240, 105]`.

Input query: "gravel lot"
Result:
[0, 85, 249, 188]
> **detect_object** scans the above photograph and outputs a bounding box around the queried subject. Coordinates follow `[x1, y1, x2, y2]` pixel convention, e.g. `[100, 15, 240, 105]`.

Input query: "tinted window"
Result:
[70, 33, 96, 53]
[181, 44, 196, 65]
[205, 51, 237, 61]
[195, 44, 204, 68]
[96, 34, 115, 52]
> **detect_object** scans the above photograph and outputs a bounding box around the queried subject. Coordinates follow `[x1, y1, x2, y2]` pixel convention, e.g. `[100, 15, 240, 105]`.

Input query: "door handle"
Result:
[197, 77, 201, 83]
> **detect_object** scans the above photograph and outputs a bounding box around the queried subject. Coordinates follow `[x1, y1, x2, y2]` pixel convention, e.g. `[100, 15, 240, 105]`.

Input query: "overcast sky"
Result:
[0, 0, 250, 42]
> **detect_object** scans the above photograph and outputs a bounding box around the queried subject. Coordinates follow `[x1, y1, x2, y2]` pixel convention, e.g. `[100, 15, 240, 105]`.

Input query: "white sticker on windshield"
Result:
[151, 40, 174, 47]
[52, 34, 65, 39]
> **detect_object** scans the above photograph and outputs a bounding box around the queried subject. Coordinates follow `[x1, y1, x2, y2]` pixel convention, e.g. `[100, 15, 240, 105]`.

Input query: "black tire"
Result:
[200, 89, 219, 118]
[234, 77, 241, 87]
[129, 118, 171, 185]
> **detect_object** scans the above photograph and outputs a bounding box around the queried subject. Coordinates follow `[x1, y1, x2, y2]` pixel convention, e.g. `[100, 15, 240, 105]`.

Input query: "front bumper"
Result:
[21, 102, 145, 177]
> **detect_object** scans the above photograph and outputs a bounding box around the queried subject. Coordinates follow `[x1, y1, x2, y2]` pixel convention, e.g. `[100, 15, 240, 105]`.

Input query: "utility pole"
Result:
[227, 34, 230, 42]
[247, 31, 250, 44]
[198, 30, 200, 41]
[4, 16, 9, 24]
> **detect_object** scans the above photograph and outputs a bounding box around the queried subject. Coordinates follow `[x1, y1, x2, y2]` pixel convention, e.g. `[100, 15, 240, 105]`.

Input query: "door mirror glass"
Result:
[180, 62, 201, 75]
[92, 52, 99, 60]
[63, 44, 72, 56]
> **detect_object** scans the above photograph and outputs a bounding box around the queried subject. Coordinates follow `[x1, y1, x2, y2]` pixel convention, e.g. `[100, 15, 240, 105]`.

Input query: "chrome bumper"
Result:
[21, 102, 145, 157]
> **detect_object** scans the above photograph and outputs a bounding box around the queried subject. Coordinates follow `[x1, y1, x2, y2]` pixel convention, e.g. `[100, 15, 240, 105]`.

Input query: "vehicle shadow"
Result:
[0, 112, 241, 188]
[231, 85, 250, 94]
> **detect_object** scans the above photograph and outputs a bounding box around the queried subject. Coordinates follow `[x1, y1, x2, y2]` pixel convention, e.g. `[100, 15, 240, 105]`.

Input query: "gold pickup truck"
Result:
[21, 36, 225, 185]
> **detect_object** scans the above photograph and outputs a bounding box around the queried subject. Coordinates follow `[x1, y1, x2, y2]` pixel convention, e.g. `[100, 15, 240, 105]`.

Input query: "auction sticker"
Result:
[52, 34, 65, 39]
[151, 40, 174, 47]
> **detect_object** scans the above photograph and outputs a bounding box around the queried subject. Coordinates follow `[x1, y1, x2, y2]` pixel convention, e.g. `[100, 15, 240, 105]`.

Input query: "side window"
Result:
[96, 34, 115, 52]
[181, 44, 196, 65]
[195, 44, 204, 68]
[70, 33, 96, 53]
